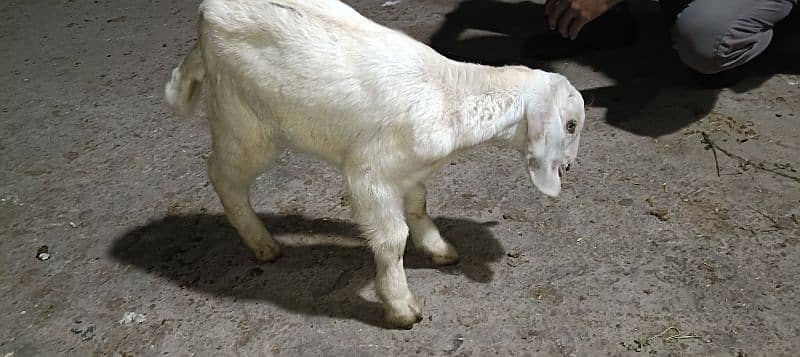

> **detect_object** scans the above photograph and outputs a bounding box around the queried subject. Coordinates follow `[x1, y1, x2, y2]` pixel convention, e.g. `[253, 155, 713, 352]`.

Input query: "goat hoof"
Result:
[431, 244, 459, 266]
[386, 296, 423, 329]
[251, 243, 281, 262]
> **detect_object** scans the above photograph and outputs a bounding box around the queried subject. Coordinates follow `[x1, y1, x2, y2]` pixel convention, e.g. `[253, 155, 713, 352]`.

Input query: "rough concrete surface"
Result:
[1, 0, 799, 356]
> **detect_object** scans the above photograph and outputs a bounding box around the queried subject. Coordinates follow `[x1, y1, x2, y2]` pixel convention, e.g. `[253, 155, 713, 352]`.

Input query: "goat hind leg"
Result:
[208, 133, 281, 261]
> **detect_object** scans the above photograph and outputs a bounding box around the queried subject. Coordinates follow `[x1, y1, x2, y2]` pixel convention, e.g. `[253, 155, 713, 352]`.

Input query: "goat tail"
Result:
[165, 43, 205, 118]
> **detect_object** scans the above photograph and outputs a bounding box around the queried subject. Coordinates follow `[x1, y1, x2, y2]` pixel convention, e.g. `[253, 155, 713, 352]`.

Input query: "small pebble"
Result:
[119, 312, 146, 325]
[36, 245, 50, 261]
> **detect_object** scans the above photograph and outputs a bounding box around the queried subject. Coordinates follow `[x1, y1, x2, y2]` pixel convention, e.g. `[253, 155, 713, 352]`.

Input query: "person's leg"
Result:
[658, 0, 692, 24]
[669, 0, 797, 74]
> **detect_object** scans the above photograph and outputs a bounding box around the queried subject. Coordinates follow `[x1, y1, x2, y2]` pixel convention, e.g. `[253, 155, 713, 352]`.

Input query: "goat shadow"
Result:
[111, 214, 503, 328]
[428, 0, 800, 137]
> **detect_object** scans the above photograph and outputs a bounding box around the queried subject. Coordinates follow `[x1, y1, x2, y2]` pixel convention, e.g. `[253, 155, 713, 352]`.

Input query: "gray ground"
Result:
[1, 0, 799, 356]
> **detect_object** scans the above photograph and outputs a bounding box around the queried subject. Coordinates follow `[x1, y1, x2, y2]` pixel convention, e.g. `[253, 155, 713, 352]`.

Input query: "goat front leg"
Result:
[404, 183, 459, 265]
[349, 177, 422, 329]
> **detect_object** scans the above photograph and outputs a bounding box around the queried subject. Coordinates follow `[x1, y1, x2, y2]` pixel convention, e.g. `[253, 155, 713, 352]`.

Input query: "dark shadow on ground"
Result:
[110, 214, 502, 328]
[428, 0, 799, 137]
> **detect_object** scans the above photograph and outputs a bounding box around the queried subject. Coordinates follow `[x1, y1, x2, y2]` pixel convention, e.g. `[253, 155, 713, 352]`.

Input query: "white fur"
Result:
[165, 0, 585, 329]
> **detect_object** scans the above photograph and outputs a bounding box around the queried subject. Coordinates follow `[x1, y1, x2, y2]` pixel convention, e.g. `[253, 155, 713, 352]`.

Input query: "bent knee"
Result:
[670, 3, 784, 74]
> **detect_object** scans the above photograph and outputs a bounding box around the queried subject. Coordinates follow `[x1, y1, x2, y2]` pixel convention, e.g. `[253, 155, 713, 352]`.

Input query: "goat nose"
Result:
[565, 163, 571, 172]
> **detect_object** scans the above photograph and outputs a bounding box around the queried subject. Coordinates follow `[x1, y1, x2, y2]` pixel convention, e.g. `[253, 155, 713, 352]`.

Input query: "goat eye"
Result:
[566, 120, 577, 134]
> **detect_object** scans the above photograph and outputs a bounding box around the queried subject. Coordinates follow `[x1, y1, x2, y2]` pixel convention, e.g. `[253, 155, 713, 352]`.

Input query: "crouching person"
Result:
[541, 0, 797, 76]
[666, 0, 797, 74]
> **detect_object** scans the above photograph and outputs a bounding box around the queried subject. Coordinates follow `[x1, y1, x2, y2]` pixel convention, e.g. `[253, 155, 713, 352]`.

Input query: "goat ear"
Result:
[526, 100, 563, 197]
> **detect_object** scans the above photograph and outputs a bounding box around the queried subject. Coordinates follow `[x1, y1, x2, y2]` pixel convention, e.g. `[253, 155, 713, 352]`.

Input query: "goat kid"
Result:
[165, 0, 586, 329]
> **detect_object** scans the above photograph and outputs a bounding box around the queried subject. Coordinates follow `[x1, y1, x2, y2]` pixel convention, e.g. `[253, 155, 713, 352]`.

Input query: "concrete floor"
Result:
[1, 0, 799, 355]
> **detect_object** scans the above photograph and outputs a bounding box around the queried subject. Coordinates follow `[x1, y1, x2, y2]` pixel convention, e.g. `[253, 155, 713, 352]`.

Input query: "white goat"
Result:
[165, 0, 585, 328]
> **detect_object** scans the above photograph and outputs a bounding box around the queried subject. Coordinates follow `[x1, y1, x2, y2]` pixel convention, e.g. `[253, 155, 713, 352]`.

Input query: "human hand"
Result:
[544, 0, 623, 40]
